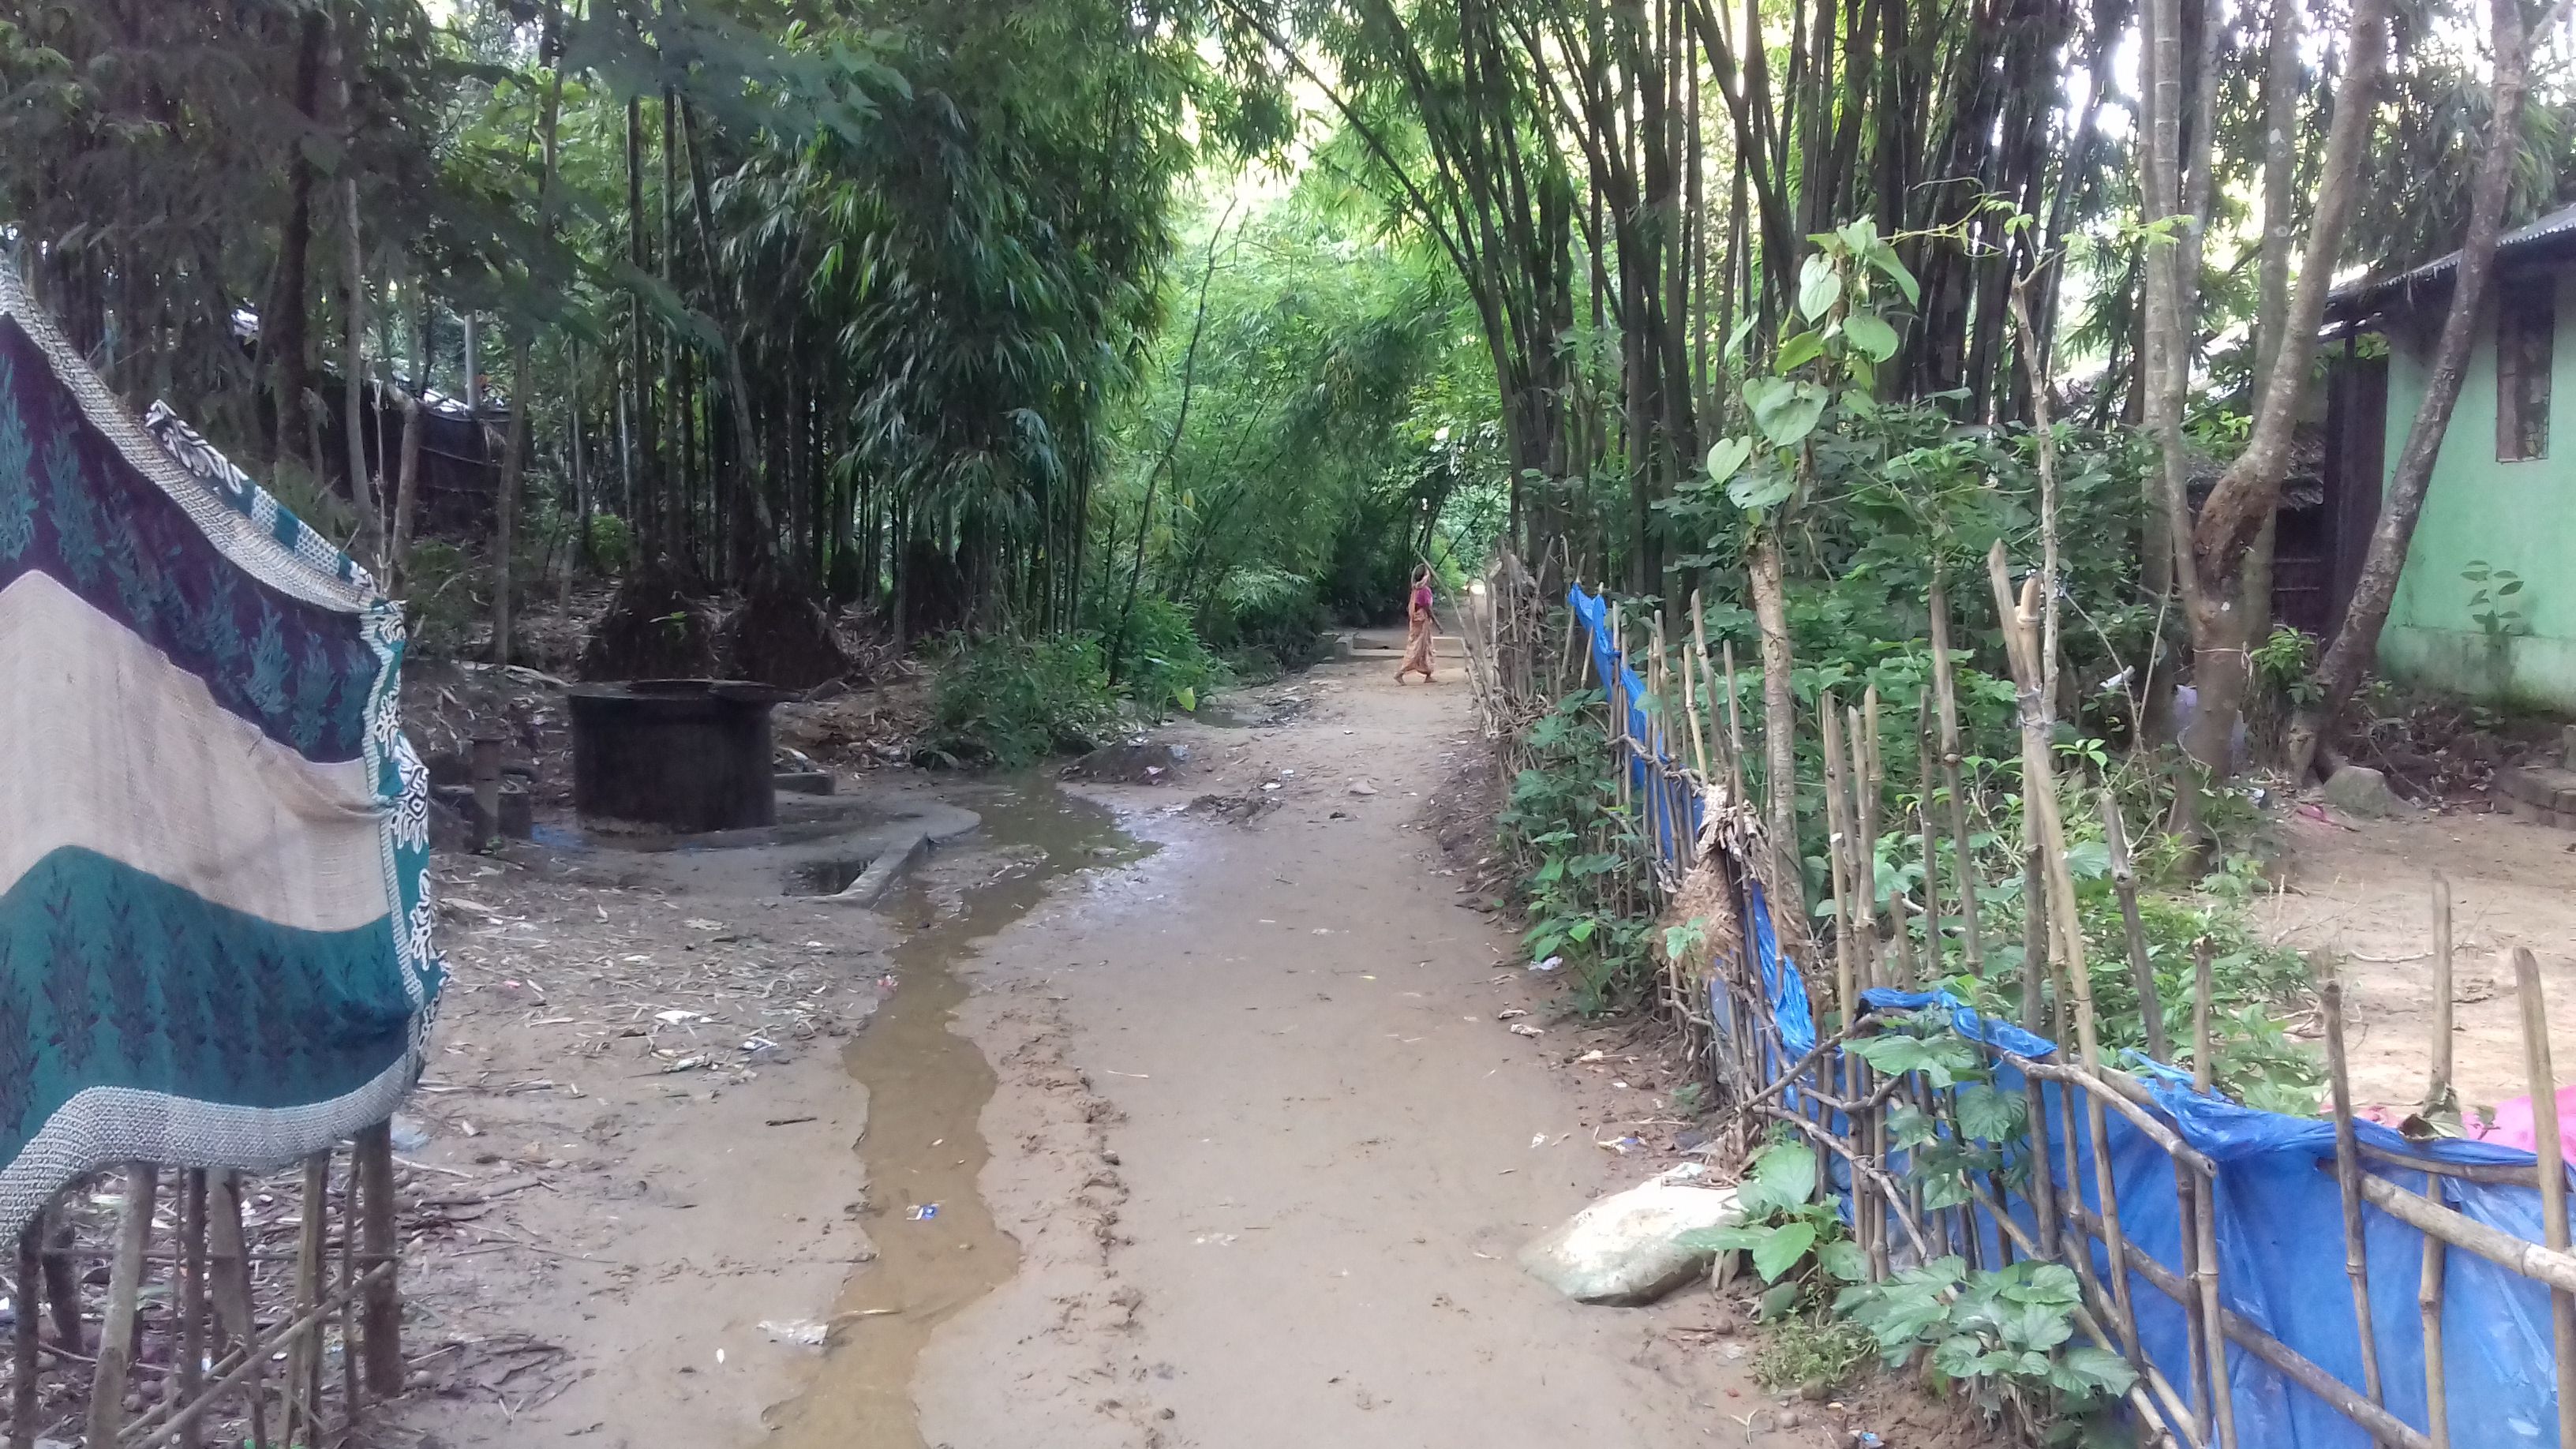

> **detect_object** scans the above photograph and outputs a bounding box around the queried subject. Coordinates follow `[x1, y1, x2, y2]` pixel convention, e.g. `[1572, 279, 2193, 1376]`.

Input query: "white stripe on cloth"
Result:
[0, 570, 391, 932]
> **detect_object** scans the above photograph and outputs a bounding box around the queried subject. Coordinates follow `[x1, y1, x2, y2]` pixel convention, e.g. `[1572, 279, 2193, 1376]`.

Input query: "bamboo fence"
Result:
[1474, 545, 2576, 1449]
[2, 1127, 402, 1448]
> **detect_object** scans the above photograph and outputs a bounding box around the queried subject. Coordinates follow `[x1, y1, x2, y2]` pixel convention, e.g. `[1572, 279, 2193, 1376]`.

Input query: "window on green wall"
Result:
[2496, 284, 2553, 461]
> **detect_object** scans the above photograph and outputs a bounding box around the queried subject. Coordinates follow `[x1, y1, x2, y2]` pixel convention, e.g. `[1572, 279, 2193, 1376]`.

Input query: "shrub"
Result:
[921, 633, 1119, 768]
[1097, 596, 1227, 717]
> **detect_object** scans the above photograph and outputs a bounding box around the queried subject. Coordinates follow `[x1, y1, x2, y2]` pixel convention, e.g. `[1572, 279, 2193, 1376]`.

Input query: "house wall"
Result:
[2376, 267, 2576, 711]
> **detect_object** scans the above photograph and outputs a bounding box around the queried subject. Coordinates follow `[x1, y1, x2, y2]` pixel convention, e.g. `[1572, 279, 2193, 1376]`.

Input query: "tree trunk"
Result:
[2288, 0, 2530, 779]
[334, 17, 380, 569]
[2190, 0, 2387, 590]
[2251, 0, 2301, 384]
[493, 4, 565, 668]
[265, 11, 328, 481]
[388, 390, 425, 594]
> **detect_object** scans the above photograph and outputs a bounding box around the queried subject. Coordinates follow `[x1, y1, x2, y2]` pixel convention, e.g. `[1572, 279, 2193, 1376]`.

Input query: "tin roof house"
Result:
[2312, 204, 2576, 710]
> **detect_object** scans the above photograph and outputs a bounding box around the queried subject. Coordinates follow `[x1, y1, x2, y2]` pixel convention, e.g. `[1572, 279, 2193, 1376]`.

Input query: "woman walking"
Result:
[1395, 566, 1438, 683]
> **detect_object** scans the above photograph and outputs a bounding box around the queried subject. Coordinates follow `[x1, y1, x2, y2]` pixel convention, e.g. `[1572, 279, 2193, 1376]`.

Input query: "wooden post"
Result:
[2101, 788, 2171, 1059]
[290, 1152, 329, 1441]
[1916, 695, 1942, 980]
[1987, 545, 2137, 1357]
[2512, 945, 2576, 1449]
[210, 1171, 268, 1449]
[11, 1215, 36, 1449]
[2428, 878, 2454, 1118]
[86, 1163, 158, 1448]
[2322, 975, 2388, 1425]
[1846, 701, 1883, 990]
[40, 1196, 78, 1351]
[1927, 567, 1982, 975]
[1820, 695, 1856, 1029]
[2192, 939, 2239, 1449]
[358, 1121, 402, 1394]
[180, 1170, 207, 1449]
[339, 1149, 359, 1430]
[1718, 639, 1747, 809]
[2419, 1170, 2450, 1449]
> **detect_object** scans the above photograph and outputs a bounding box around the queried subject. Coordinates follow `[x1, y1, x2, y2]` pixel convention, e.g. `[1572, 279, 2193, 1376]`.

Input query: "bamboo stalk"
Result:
[124, 1264, 397, 1449]
[1679, 593, 1712, 781]
[1927, 567, 1982, 975]
[2323, 975, 2388, 1432]
[11, 1215, 36, 1449]
[286, 1154, 328, 1444]
[2428, 877, 2455, 1118]
[2420, 1171, 2450, 1449]
[1821, 694, 1857, 1030]
[2353, 1170, 2576, 1292]
[1719, 638, 1747, 809]
[209, 1173, 267, 1449]
[2101, 788, 2171, 1059]
[2192, 939, 2238, 1449]
[339, 1150, 358, 1431]
[179, 1170, 204, 1449]
[2512, 945, 2576, 1449]
[1987, 545, 2136, 1355]
[1916, 695, 1941, 979]
[357, 1121, 402, 1395]
[86, 1163, 157, 1449]
[1847, 701, 1883, 990]
[1866, 688, 1919, 987]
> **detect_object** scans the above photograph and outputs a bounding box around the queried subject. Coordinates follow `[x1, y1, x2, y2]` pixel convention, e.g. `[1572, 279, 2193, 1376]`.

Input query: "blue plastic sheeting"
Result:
[1566, 593, 2568, 1448]
[1567, 585, 1701, 863]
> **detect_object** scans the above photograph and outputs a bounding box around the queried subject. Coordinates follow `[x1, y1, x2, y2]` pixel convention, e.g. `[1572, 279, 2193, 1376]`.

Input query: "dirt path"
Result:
[2263, 805, 2576, 1116]
[854, 661, 1786, 1448]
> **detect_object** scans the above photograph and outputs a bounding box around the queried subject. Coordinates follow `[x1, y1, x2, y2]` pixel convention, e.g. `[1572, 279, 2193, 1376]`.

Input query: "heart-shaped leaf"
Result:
[1703, 435, 1753, 485]
[1775, 328, 1826, 371]
[1798, 253, 1842, 322]
[1753, 381, 1828, 448]
[1842, 311, 1900, 362]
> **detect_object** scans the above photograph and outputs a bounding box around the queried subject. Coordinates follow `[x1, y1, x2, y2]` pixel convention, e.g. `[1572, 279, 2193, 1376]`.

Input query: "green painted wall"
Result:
[2376, 268, 2576, 710]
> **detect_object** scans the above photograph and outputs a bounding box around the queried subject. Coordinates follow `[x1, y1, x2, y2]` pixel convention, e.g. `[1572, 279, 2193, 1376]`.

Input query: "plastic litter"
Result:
[1508, 1023, 1544, 1037]
[759, 1319, 830, 1348]
[907, 1203, 939, 1221]
[1517, 1170, 1743, 1305]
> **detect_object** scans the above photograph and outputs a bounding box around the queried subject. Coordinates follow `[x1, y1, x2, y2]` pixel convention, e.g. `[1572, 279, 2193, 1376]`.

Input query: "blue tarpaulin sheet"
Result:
[1569, 585, 2567, 1448]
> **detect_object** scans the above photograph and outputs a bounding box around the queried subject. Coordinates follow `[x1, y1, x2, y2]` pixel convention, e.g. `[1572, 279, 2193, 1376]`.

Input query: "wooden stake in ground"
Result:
[2192, 939, 2238, 1449]
[181, 1170, 208, 1449]
[2514, 945, 2576, 1449]
[1926, 569, 1981, 975]
[358, 1121, 402, 1394]
[2321, 974, 2387, 1419]
[87, 1163, 159, 1447]
[2428, 878, 2455, 1120]
[11, 1214, 36, 1449]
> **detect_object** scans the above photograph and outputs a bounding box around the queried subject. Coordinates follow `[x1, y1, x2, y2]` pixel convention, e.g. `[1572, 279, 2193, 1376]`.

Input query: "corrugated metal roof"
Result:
[2329, 201, 2576, 316]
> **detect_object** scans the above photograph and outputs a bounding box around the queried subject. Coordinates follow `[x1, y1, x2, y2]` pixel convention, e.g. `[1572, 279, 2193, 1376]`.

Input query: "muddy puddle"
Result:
[762, 781, 1152, 1448]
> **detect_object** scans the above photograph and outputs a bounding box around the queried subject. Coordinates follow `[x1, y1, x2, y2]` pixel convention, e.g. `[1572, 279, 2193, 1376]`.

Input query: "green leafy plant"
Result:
[1499, 689, 1662, 1013]
[1837, 1257, 2137, 1444]
[920, 633, 1121, 769]
[1679, 1140, 1865, 1286]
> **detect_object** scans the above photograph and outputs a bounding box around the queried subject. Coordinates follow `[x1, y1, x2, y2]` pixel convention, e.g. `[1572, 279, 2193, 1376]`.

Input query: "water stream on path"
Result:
[762, 781, 1151, 1448]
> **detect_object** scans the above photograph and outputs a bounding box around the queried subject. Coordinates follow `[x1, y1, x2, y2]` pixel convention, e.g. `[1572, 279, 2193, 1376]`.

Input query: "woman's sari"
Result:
[1398, 583, 1436, 680]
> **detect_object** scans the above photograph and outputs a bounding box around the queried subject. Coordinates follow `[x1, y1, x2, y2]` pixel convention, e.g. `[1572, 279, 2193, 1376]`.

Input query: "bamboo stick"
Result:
[357, 1121, 402, 1396]
[209, 1172, 267, 1449]
[2352, 1170, 2576, 1294]
[2192, 939, 2238, 1449]
[2101, 788, 2171, 1059]
[124, 1264, 396, 1449]
[1679, 592, 1712, 781]
[1820, 694, 1857, 1030]
[1848, 700, 1884, 990]
[1917, 695, 1941, 979]
[12, 1215, 36, 1449]
[339, 1149, 359, 1430]
[2323, 975, 2389, 1428]
[2513, 945, 2576, 1449]
[1987, 546, 2136, 1355]
[1719, 639, 1747, 809]
[179, 1170, 204, 1449]
[2419, 1171, 2450, 1449]
[1866, 688, 1919, 987]
[2428, 877, 2455, 1118]
[1927, 567, 1982, 975]
[86, 1163, 157, 1448]
[286, 1154, 328, 1444]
